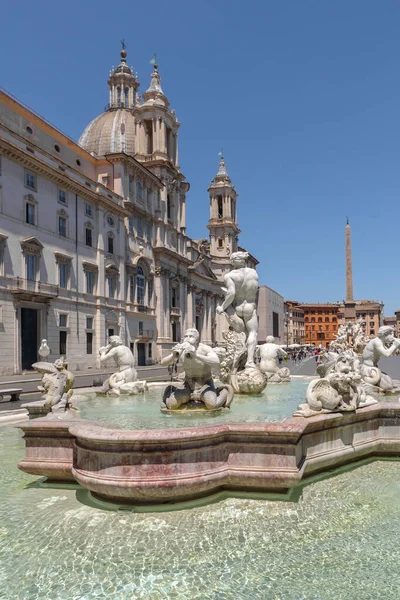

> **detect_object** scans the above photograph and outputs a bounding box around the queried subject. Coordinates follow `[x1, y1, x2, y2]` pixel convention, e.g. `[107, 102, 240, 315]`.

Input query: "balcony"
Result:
[170, 306, 181, 317]
[137, 329, 153, 340]
[3, 276, 59, 301]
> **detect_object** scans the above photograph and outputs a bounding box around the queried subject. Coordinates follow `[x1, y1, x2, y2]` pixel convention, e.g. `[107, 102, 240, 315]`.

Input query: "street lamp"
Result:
[285, 309, 289, 349]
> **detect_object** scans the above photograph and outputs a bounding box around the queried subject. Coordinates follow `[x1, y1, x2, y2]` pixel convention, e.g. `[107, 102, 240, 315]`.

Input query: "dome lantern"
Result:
[107, 43, 139, 110]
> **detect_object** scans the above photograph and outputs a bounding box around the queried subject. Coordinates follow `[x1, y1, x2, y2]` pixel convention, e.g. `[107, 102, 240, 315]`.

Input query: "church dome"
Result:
[78, 46, 139, 157]
[78, 109, 136, 156]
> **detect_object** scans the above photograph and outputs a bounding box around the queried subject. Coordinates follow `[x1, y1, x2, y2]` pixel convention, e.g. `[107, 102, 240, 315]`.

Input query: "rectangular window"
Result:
[25, 171, 37, 190]
[85, 227, 92, 247]
[108, 328, 114, 338]
[86, 332, 93, 354]
[147, 279, 153, 305]
[86, 317, 93, 329]
[85, 203, 93, 217]
[107, 276, 115, 297]
[218, 238, 223, 248]
[272, 312, 279, 338]
[86, 270, 93, 294]
[107, 236, 114, 254]
[148, 343, 152, 358]
[58, 189, 67, 204]
[26, 254, 35, 281]
[147, 188, 153, 207]
[146, 221, 151, 242]
[59, 263, 67, 288]
[58, 217, 67, 237]
[137, 216, 143, 237]
[129, 176, 134, 195]
[139, 321, 143, 336]
[26, 203, 35, 225]
[128, 216, 134, 233]
[59, 330, 67, 355]
[59, 314, 68, 327]
[136, 181, 143, 199]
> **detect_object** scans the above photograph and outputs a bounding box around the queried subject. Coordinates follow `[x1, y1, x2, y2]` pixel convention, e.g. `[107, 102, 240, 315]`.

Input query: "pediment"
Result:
[20, 236, 44, 249]
[188, 257, 217, 280]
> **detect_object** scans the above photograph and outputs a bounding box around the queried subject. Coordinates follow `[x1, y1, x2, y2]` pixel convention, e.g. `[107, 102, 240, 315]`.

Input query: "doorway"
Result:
[137, 343, 146, 366]
[21, 308, 38, 370]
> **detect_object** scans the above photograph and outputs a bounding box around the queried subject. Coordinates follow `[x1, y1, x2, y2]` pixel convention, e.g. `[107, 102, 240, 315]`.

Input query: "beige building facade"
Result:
[338, 300, 383, 338]
[0, 48, 255, 374]
[257, 285, 286, 345]
[285, 301, 305, 345]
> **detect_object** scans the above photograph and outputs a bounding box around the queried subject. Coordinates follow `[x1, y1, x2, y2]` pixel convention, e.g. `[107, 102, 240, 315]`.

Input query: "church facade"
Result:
[0, 48, 255, 374]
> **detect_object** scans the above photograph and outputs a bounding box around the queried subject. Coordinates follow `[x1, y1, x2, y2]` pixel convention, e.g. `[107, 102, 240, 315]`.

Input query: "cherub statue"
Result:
[161, 328, 233, 411]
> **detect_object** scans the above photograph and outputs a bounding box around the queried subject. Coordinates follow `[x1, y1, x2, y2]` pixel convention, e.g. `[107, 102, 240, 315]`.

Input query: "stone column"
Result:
[186, 284, 194, 330]
[154, 267, 164, 339]
[344, 220, 356, 320]
[180, 277, 186, 331]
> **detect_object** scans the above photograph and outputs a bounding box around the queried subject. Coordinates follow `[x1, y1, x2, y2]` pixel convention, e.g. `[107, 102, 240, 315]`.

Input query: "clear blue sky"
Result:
[2, 1, 399, 314]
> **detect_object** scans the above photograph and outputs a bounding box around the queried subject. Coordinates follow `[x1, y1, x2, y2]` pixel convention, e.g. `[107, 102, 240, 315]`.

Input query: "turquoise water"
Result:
[2, 424, 400, 599]
[79, 379, 311, 430]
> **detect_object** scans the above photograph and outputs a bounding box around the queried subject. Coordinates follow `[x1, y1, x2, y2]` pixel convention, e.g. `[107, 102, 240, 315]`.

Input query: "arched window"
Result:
[311, 317, 315, 323]
[137, 265, 145, 305]
[305, 317, 309, 323]
[167, 194, 172, 220]
[124, 87, 129, 106]
[117, 87, 121, 107]
[318, 317, 322, 323]
[325, 317, 329, 322]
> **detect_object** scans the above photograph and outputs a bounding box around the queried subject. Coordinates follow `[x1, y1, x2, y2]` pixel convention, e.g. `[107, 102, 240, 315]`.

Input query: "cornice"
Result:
[104, 152, 163, 189]
[0, 138, 130, 217]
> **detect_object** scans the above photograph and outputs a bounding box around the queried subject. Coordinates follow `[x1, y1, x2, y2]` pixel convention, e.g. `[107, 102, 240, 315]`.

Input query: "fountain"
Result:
[13, 256, 400, 507]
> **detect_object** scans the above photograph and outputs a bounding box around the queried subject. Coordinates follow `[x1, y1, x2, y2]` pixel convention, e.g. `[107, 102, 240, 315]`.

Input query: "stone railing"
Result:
[2, 276, 59, 298]
[137, 329, 153, 339]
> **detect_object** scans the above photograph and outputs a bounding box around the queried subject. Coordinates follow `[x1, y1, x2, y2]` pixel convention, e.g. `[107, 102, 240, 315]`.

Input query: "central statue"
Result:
[161, 328, 233, 411]
[216, 251, 267, 394]
[216, 251, 259, 368]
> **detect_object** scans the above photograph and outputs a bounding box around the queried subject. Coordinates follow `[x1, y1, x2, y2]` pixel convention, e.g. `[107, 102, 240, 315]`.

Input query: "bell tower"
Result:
[207, 154, 240, 257]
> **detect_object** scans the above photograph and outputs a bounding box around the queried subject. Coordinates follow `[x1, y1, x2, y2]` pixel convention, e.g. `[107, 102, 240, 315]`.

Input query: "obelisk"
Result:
[344, 218, 356, 320]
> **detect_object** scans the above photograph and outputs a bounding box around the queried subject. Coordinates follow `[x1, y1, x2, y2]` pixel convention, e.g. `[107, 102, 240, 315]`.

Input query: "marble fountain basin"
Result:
[17, 380, 400, 506]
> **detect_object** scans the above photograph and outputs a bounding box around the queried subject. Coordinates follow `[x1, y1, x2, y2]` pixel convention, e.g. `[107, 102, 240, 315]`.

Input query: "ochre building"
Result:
[299, 303, 340, 348]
